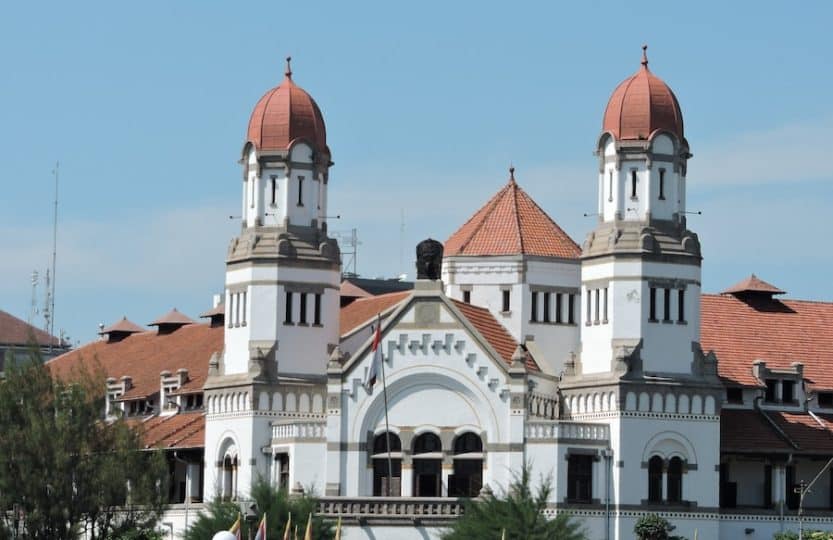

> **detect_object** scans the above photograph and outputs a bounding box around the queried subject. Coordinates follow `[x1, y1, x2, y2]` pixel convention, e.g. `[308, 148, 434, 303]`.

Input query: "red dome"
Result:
[247, 58, 329, 155]
[602, 47, 684, 141]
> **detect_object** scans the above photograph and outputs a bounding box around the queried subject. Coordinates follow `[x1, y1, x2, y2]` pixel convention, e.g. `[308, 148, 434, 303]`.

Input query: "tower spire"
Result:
[641, 44, 649, 68]
[285, 56, 292, 79]
[509, 165, 516, 184]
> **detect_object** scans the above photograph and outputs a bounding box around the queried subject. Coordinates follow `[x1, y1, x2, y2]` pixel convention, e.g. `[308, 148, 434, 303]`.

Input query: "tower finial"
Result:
[509, 165, 516, 184]
[285, 56, 292, 78]
[641, 45, 648, 68]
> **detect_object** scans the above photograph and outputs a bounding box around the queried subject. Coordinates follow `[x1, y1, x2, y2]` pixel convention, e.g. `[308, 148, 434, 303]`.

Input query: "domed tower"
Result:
[223, 57, 340, 379]
[204, 59, 340, 501]
[578, 46, 707, 377]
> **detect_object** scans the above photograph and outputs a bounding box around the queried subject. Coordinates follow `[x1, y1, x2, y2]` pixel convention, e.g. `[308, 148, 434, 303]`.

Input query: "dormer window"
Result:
[782, 380, 796, 404]
[818, 393, 833, 408]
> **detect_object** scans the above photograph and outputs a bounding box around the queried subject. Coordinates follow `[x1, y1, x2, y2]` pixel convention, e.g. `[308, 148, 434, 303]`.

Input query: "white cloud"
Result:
[690, 117, 833, 186]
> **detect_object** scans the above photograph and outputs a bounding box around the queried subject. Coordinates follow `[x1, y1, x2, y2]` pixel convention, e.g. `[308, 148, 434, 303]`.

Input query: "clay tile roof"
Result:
[722, 274, 785, 296]
[0, 309, 63, 347]
[139, 412, 206, 449]
[340, 280, 372, 300]
[149, 308, 195, 327]
[701, 294, 833, 388]
[199, 303, 225, 318]
[721, 409, 794, 453]
[247, 57, 329, 155]
[602, 46, 684, 141]
[340, 291, 410, 336]
[100, 317, 145, 335]
[452, 299, 539, 372]
[444, 170, 580, 259]
[47, 323, 222, 402]
[769, 411, 833, 454]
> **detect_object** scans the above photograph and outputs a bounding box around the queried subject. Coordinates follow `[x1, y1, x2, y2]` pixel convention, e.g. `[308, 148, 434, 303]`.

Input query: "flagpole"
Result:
[377, 315, 395, 496]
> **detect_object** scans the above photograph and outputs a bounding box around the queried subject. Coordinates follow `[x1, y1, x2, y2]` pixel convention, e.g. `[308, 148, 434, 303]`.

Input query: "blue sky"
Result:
[1, 1, 831, 345]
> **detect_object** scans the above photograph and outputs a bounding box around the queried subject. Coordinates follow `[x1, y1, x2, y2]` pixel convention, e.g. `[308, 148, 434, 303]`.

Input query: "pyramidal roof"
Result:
[722, 274, 785, 296]
[444, 169, 580, 259]
[149, 308, 195, 327]
[100, 317, 145, 335]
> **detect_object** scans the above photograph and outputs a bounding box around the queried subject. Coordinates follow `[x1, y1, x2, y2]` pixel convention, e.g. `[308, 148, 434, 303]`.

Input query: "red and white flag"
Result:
[254, 514, 267, 540]
[363, 316, 383, 393]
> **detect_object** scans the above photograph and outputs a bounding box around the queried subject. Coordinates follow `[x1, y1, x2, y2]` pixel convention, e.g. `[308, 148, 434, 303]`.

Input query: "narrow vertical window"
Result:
[543, 292, 551, 323]
[603, 287, 608, 323]
[586, 289, 592, 324]
[556, 293, 563, 324]
[594, 289, 600, 324]
[648, 456, 663, 503]
[568, 294, 575, 324]
[462, 290, 471, 304]
[608, 170, 613, 202]
[270, 175, 277, 205]
[667, 457, 683, 503]
[297, 176, 305, 206]
[530, 291, 538, 322]
[631, 170, 638, 199]
[299, 292, 308, 324]
[284, 291, 293, 324]
[314, 293, 322, 325]
[663, 288, 671, 322]
[649, 287, 657, 321]
[658, 169, 666, 200]
[502, 290, 511, 312]
[677, 289, 685, 322]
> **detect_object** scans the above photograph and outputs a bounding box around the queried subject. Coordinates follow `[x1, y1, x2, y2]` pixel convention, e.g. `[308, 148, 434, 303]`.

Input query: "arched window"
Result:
[371, 432, 401, 497]
[450, 433, 483, 497]
[412, 433, 442, 497]
[648, 456, 663, 503]
[667, 456, 683, 503]
[222, 454, 238, 501]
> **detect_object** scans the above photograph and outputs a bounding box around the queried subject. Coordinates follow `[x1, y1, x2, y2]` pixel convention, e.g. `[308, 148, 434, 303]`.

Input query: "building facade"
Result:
[48, 50, 833, 540]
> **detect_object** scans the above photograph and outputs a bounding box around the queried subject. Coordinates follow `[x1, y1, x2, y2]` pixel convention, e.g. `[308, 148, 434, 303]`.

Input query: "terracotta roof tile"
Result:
[199, 303, 225, 318]
[701, 294, 833, 388]
[340, 280, 372, 299]
[770, 411, 833, 454]
[47, 323, 222, 402]
[340, 292, 410, 337]
[0, 309, 64, 347]
[452, 300, 539, 372]
[139, 412, 205, 450]
[444, 172, 580, 259]
[721, 409, 793, 453]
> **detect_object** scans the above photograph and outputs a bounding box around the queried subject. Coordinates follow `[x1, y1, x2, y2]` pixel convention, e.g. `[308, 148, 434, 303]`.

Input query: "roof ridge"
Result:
[453, 182, 512, 254]
[510, 181, 525, 254]
[515, 184, 581, 253]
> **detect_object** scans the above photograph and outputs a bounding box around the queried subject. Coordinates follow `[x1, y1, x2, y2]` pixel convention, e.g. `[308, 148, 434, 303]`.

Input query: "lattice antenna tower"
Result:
[43, 162, 59, 350]
[333, 228, 360, 277]
[28, 270, 39, 325]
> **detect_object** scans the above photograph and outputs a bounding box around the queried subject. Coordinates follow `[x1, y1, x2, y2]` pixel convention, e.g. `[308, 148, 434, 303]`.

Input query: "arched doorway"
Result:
[449, 432, 483, 497]
[412, 432, 442, 497]
[371, 432, 402, 496]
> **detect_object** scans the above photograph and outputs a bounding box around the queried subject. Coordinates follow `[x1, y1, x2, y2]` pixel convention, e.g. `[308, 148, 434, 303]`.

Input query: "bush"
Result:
[634, 514, 687, 540]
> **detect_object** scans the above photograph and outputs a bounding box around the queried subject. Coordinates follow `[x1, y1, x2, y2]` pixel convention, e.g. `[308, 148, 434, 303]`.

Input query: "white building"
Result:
[49, 50, 833, 540]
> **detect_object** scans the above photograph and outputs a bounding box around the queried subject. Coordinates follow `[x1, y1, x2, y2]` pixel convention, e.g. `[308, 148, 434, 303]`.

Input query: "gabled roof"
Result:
[340, 291, 410, 337]
[48, 323, 222, 401]
[0, 309, 64, 348]
[701, 294, 833, 388]
[444, 170, 581, 259]
[722, 274, 785, 296]
[452, 300, 539, 371]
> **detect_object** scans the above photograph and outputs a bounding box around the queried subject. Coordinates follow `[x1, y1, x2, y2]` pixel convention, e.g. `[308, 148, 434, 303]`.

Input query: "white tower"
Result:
[562, 48, 722, 537]
[204, 58, 340, 500]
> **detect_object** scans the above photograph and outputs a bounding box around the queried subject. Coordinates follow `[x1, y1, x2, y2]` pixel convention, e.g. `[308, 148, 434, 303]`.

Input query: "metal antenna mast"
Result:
[28, 270, 39, 325]
[49, 161, 59, 348]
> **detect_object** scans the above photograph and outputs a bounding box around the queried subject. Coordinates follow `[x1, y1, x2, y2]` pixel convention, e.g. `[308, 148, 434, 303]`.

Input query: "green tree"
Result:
[441, 465, 585, 540]
[775, 531, 833, 540]
[634, 514, 687, 540]
[0, 352, 169, 540]
[183, 478, 333, 540]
